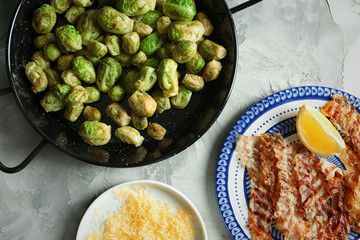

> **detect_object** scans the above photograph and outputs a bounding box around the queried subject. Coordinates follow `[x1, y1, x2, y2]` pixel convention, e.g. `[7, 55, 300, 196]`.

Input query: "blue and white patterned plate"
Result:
[215, 86, 360, 240]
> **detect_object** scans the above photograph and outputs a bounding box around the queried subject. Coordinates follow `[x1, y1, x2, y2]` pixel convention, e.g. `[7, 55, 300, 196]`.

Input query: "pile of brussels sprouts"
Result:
[25, 0, 227, 147]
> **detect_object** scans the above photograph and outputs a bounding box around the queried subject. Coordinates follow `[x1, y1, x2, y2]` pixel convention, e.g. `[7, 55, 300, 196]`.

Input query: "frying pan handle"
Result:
[0, 87, 12, 96]
[0, 139, 47, 174]
[230, 0, 263, 14]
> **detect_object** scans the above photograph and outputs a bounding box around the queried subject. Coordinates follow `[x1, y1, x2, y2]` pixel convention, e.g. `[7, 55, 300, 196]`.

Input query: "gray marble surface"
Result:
[0, 0, 359, 239]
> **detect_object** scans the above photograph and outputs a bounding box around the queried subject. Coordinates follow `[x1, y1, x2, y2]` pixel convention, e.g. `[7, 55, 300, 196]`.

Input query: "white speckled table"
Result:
[0, 0, 359, 239]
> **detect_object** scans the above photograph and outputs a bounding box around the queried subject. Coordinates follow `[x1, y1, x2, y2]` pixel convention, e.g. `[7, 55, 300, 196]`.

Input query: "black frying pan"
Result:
[1, 0, 262, 173]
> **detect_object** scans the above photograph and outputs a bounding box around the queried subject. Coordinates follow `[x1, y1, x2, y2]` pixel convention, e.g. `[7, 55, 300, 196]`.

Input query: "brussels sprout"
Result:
[61, 69, 82, 88]
[157, 42, 175, 59]
[43, 68, 62, 87]
[32, 4, 57, 35]
[34, 33, 56, 49]
[65, 6, 85, 24]
[131, 51, 147, 66]
[84, 86, 101, 104]
[151, 89, 171, 113]
[78, 121, 111, 146]
[163, 0, 196, 21]
[44, 43, 61, 62]
[87, 40, 108, 58]
[53, 83, 72, 99]
[96, 57, 122, 92]
[198, 39, 227, 61]
[171, 84, 192, 109]
[135, 10, 162, 29]
[77, 9, 103, 46]
[195, 12, 214, 36]
[168, 20, 205, 44]
[105, 35, 121, 56]
[157, 16, 171, 34]
[114, 53, 132, 66]
[157, 58, 179, 97]
[72, 56, 96, 84]
[172, 40, 197, 63]
[98, 6, 134, 35]
[55, 25, 82, 52]
[65, 86, 89, 106]
[131, 112, 148, 130]
[115, 126, 144, 147]
[108, 86, 126, 102]
[135, 66, 157, 92]
[203, 60, 222, 82]
[75, 49, 102, 67]
[96, 35, 106, 43]
[40, 90, 65, 112]
[128, 90, 157, 117]
[106, 102, 131, 126]
[73, 0, 94, 7]
[64, 103, 84, 122]
[124, 70, 139, 94]
[122, 32, 140, 55]
[83, 106, 102, 121]
[138, 56, 161, 70]
[32, 51, 51, 69]
[25, 62, 48, 94]
[156, 0, 166, 9]
[182, 73, 204, 92]
[134, 23, 153, 38]
[139, 32, 166, 56]
[185, 52, 205, 74]
[147, 123, 166, 140]
[57, 54, 75, 71]
[50, 0, 72, 14]
[116, 0, 156, 16]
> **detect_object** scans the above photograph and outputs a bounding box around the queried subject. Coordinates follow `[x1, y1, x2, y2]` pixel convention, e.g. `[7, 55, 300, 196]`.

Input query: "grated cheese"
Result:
[87, 185, 196, 240]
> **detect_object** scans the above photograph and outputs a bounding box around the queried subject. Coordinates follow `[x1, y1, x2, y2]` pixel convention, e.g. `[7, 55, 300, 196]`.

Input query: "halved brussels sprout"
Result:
[105, 35, 121, 56]
[57, 54, 75, 71]
[84, 86, 101, 104]
[195, 12, 214, 36]
[98, 6, 134, 35]
[157, 58, 179, 97]
[128, 90, 157, 117]
[50, 0, 72, 14]
[72, 56, 96, 84]
[106, 102, 131, 126]
[185, 52, 205, 74]
[135, 10, 162, 29]
[157, 16, 171, 34]
[131, 51, 148, 66]
[170, 84, 192, 109]
[122, 32, 140, 55]
[182, 73, 204, 92]
[40, 90, 65, 112]
[198, 39, 227, 60]
[43, 68, 62, 88]
[131, 112, 148, 130]
[203, 60, 222, 82]
[53, 83, 72, 100]
[65, 5, 85, 24]
[64, 103, 84, 122]
[87, 40, 108, 58]
[134, 23, 153, 38]
[44, 43, 61, 62]
[83, 106, 102, 121]
[34, 33, 56, 49]
[151, 89, 171, 114]
[147, 123, 166, 140]
[32, 51, 51, 69]
[163, 0, 196, 21]
[55, 25, 83, 52]
[123, 70, 139, 94]
[167, 20, 205, 44]
[73, 0, 94, 7]
[77, 9, 103, 46]
[78, 121, 111, 146]
[140, 31, 167, 56]
[108, 86, 126, 102]
[61, 69, 82, 88]
[65, 86, 89, 106]
[172, 40, 197, 63]
[32, 4, 57, 34]
[115, 126, 144, 147]
[135, 66, 157, 92]
[25, 62, 48, 94]
[115, 0, 156, 16]
[96, 57, 122, 92]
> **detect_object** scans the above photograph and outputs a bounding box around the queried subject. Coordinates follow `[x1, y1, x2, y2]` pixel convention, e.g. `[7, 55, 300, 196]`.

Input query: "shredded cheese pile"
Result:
[87, 185, 196, 240]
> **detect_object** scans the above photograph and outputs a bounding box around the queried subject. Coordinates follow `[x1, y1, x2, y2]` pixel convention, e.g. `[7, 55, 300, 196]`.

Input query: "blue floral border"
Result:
[215, 86, 360, 240]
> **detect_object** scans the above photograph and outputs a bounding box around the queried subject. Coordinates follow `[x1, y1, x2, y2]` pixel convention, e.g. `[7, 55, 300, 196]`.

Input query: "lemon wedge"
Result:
[296, 104, 346, 157]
